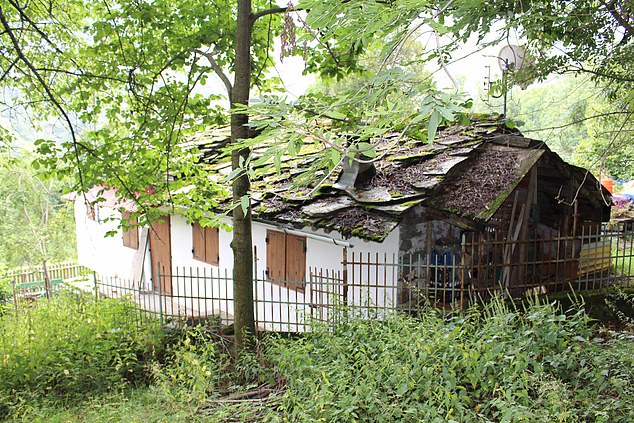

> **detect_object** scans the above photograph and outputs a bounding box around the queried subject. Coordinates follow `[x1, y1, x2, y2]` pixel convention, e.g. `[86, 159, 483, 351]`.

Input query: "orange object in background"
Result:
[600, 178, 614, 194]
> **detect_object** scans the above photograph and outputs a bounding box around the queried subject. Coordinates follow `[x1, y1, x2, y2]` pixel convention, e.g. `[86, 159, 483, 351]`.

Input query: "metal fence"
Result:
[87, 222, 634, 332]
[5, 223, 634, 333]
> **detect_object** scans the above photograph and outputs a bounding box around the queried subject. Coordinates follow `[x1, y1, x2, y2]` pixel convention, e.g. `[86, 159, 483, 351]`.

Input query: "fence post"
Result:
[12, 278, 18, 316]
[157, 265, 164, 325]
[93, 271, 98, 301]
[253, 246, 259, 335]
[342, 246, 348, 308]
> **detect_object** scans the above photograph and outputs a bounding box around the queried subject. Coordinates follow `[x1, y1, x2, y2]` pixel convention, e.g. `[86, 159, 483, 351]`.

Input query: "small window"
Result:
[266, 230, 306, 291]
[122, 211, 139, 250]
[192, 222, 219, 265]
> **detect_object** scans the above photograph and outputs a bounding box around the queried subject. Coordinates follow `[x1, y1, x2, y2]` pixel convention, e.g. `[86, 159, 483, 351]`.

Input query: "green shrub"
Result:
[150, 326, 222, 409]
[269, 297, 634, 422]
[0, 292, 163, 419]
[0, 275, 11, 306]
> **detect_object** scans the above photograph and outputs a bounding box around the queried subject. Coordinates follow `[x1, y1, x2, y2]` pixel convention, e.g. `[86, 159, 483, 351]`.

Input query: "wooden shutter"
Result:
[149, 216, 172, 295]
[204, 227, 219, 265]
[192, 222, 205, 261]
[122, 211, 139, 249]
[266, 230, 286, 281]
[286, 234, 306, 287]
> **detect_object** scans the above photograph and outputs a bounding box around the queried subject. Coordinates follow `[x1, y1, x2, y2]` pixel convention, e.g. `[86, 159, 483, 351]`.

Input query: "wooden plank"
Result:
[192, 222, 205, 261]
[149, 216, 172, 294]
[122, 212, 139, 249]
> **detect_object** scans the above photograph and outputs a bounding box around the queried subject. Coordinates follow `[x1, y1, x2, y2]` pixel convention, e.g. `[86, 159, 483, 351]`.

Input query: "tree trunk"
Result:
[231, 0, 255, 353]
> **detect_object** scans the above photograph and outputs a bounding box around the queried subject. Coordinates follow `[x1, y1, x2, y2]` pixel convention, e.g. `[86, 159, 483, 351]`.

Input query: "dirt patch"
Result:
[430, 149, 521, 217]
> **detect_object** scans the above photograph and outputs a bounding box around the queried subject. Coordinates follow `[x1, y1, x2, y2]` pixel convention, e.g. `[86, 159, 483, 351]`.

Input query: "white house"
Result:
[69, 119, 611, 330]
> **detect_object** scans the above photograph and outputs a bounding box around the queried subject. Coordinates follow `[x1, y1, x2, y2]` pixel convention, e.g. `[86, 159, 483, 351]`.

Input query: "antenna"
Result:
[498, 45, 527, 73]
[497, 45, 528, 118]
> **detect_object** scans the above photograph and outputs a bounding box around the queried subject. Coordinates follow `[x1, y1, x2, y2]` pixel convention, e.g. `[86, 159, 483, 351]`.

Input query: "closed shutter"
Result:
[266, 230, 286, 281]
[286, 234, 306, 286]
[192, 222, 205, 261]
[205, 227, 219, 265]
[122, 211, 139, 249]
[266, 230, 306, 290]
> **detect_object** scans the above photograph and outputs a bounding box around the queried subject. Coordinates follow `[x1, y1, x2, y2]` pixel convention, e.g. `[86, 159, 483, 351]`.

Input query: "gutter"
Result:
[257, 219, 354, 248]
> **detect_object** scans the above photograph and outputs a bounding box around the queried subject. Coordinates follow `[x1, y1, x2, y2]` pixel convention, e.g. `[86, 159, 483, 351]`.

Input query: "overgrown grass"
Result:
[270, 296, 634, 422]
[0, 292, 164, 419]
[2, 292, 634, 422]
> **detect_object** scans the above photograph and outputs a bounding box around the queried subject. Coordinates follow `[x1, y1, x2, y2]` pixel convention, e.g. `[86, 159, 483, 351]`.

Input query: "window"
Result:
[122, 211, 139, 249]
[192, 222, 219, 265]
[266, 230, 306, 291]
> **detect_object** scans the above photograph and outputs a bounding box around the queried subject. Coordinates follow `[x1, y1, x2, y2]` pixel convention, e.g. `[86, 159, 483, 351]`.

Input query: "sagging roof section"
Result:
[195, 118, 608, 241]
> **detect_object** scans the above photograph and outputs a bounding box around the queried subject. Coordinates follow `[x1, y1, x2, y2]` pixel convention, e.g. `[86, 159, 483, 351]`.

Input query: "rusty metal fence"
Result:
[5, 223, 634, 332]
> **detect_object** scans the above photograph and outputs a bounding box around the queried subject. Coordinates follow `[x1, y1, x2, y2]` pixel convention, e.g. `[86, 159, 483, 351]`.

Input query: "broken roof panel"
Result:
[196, 118, 605, 241]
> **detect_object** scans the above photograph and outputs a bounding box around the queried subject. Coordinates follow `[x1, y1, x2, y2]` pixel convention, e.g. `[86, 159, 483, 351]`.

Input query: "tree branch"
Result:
[251, 7, 288, 24]
[34, 67, 127, 83]
[601, 0, 634, 36]
[0, 5, 86, 193]
[190, 48, 233, 98]
[521, 111, 629, 133]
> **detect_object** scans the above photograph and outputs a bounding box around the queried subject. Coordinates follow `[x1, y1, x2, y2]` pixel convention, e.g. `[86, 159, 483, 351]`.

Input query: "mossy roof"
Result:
[194, 117, 607, 241]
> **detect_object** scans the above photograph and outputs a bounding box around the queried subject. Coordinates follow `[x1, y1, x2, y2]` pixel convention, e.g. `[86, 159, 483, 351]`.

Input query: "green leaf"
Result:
[240, 195, 250, 215]
[427, 110, 442, 144]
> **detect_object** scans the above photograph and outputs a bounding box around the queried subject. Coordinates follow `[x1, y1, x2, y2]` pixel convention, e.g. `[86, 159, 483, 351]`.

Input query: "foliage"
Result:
[2, 295, 634, 421]
[0, 151, 76, 268]
[0, 292, 163, 419]
[150, 326, 222, 409]
[270, 297, 634, 422]
[605, 287, 634, 325]
[482, 74, 634, 181]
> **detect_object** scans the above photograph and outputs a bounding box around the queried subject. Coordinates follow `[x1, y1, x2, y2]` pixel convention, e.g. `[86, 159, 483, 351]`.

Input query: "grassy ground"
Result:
[2, 291, 634, 422]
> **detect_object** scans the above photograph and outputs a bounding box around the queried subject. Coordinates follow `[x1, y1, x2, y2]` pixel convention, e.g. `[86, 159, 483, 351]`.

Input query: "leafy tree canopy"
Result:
[0, 150, 76, 268]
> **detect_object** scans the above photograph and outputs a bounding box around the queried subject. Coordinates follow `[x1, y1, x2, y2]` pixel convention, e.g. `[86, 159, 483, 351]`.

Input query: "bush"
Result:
[150, 326, 222, 409]
[269, 297, 634, 422]
[0, 292, 163, 419]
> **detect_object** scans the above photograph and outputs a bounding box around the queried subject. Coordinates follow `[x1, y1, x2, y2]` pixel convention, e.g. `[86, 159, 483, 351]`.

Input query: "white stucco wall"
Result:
[74, 198, 149, 283]
[74, 198, 405, 330]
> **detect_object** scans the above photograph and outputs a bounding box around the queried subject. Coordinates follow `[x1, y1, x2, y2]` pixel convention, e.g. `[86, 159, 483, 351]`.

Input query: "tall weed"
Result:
[0, 292, 163, 419]
[270, 296, 634, 422]
[150, 326, 222, 409]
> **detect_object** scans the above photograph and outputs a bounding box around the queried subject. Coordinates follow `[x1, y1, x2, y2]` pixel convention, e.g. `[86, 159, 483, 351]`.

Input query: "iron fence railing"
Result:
[4, 223, 634, 332]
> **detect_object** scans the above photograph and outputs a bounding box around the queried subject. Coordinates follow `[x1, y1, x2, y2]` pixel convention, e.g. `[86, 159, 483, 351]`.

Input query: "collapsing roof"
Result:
[195, 118, 610, 241]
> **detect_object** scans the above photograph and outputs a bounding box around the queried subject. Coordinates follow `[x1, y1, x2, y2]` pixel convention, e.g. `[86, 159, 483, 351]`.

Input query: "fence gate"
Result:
[309, 268, 344, 324]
